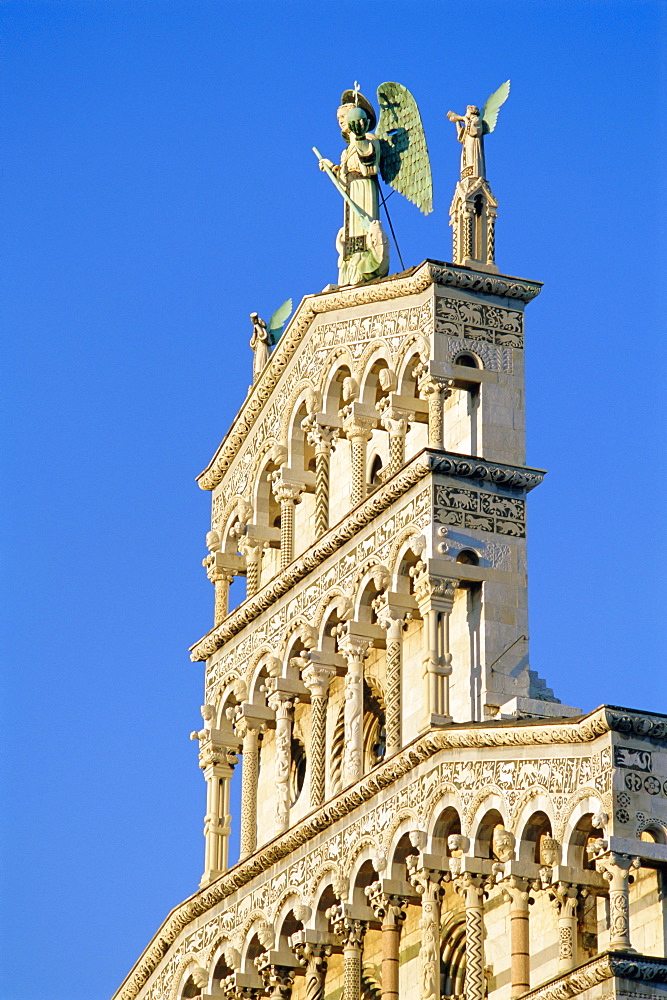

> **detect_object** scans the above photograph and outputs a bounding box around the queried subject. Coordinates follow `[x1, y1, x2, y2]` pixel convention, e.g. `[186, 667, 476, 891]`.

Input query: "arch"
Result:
[441, 914, 467, 998]
[516, 804, 554, 863]
[432, 804, 463, 857]
[561, 795, 605, 869]
[396, 340, 428, 395]
[168, 956, 207, 1000]
[388, 529, 424, 589]
[247, 646, 281, 702]
[453, 350, 482, 369]
[637, 817, 667, 843]
[347, 840, 381, 897]
[423, 785, 465, 848]
[273, 892, 306, 942]
[465, 786, 506, 837]
[321, 358, 353, 416]
[356, 344, 393, 406]
[383, 811, 420, 865]
[278, 380, 319, 446]
[470, 797, 506, 858]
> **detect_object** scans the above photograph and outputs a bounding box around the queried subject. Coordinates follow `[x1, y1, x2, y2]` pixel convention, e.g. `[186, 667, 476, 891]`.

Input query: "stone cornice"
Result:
[190, 448, 545, 662]
[196, 260, 542, 492]
[111, 706, 666, 1000]
[520, 951, 667, 1000]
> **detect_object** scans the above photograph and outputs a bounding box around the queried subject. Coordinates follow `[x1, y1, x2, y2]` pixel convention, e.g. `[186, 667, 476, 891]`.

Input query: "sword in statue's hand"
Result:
[312, 147, 372, 234]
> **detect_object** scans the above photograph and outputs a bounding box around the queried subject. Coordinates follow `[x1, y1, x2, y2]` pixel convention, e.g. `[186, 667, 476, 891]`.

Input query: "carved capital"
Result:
[412, 565, 457, 611]
[267, 690, 295, 720]
[365, 881, 407, 926]
[271, 477, 305, 506]
[301, 663, 335, 698]
[337, 633, 372, 664]
[326, 903, 368, 948]
[341, 411, 375, 442]
[301, 413, 340, 452]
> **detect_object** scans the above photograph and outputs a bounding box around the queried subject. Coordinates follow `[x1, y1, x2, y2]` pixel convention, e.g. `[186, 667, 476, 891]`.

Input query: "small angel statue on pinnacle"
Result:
[447, 81, 510, 182]
[315, 82, 432, 287]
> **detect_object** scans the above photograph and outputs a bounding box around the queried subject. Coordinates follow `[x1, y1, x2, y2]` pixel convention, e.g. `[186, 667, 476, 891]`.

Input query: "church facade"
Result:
[112, 97, 667, 1000]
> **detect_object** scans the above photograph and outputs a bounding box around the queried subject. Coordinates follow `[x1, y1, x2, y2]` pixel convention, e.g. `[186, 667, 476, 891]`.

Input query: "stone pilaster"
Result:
[235, 717, 260, 861]
[301, 663, 335, 808]
[413, 566, 456, 726]
[267, 690, 295, 835]
[337, 634, 371, 788]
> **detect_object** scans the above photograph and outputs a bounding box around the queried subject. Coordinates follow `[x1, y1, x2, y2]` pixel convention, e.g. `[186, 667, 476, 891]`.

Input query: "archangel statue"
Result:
[315, 83, 432, 287]
[447, 80, 510, 181]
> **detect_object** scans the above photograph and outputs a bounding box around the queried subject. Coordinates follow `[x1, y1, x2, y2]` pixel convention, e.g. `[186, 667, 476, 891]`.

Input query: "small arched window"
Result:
[454, 352, 479, 368]
[456, 549, 479, 566]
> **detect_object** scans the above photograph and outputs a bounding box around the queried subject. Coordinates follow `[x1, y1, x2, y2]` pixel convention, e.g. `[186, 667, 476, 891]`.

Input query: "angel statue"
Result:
[249, 299, 292, 382]
[315, 82, 432, 287]
[447, 80, 510, 181]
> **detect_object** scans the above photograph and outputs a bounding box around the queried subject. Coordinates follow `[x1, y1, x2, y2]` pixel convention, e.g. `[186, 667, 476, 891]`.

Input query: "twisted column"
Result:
[455, 873, 486, 1000]
[327, 905, 368, 1000]
[502, 877, 531, 998]
[415, 364, 453, 451]
[235, 718, 260, 860]
[374, 601, 406, 757]
[302, 415, 339, 537]
[337, 634, 371, 787]
[342, 412, 375, 506]
[267, 690, 294, 835]
[271, 480, 304, 570]
[411, 868, 445, 1000]
[301, 664, 335, 808]
[293, 942, 331, 1000]
[593, 850, 640, 952]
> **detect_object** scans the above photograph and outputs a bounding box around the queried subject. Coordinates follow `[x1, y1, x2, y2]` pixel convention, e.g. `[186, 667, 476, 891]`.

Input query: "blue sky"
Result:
[1, 2, 665, 999]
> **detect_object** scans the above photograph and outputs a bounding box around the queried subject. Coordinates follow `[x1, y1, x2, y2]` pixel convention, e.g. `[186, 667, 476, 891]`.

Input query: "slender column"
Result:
[487, 210, 497, 265]
[255, 956, 296, 1000]
[238, 535, 263, 599]
[271, 480, 304, 570]
[548, 882, 579, 973]
[462, 208, 473, 261]
[337, 634, 371, 787]
[235, 718, 260, 860]
[293, 942, 332, 1000]
[267, 691, 295, 835]
[502, 877, 531, 998]
[378, 404, 413, 476]
[593, 850, 640, 952]
[327, 905, 368, 1000]
[373, 600, 407, 757]
[366, 884, 407, 1000]
[203, 534, 234, 625]
[410, 868, 445, 1000]
[196, 737, 237, 885]
[413, 568, 456, 726]
[302, 416, 339, 537]
[455, 873, 486, 1000]
[342, 413, 375, 506]
[415, 365, 453, 451]
[301, 664, 335, 808]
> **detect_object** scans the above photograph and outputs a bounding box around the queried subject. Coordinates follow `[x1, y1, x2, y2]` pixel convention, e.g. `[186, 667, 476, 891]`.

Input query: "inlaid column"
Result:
[502, 877, 531, 998]
[413, 568, 456, 725]
[342, 412, 375, 506]
[301, 663, 335, 808]
[267, 690, 295, 835]
[337, 634, 371, 788]
[410, 867, 445, 1000]
[238, 535, 264, 599]
[548, 882, 579, 973]
[302, 415, 339, 537]
[271, 480, 304, 570]
[202, 533, 235, 625]
[235, 717, 260, 860]
[292, 941, 332, 1000]
[455, 873, 487, 1000]
[367, 883, 407, 1000]
[196, 737, 237, 885]
[593, 850, 640, 952]
[379, 404, 413, 476]
[327, 905, 368, 1000]
[373, 598, 407, 757]
[415, 364, 453, 451]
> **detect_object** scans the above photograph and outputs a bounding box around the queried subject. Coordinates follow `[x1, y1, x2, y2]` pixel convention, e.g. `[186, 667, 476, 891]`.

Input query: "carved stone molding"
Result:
[517, 952, 667, 1000]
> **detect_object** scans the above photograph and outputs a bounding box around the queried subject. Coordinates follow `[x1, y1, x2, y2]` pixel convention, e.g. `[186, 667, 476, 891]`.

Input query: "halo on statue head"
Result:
[340, 89, 376, 132]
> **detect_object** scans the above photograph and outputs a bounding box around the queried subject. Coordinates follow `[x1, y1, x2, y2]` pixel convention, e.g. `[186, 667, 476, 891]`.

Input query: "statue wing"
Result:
[268, 298, 292, 345]
[376, 82, 433, 215]
[482, 80, 510, 134]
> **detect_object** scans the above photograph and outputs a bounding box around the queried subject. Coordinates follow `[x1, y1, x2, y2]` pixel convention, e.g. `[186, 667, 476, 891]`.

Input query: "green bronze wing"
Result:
[268, 298, 292, 346]
[376, 82, 433, 215]
[482, 80, 510, 135]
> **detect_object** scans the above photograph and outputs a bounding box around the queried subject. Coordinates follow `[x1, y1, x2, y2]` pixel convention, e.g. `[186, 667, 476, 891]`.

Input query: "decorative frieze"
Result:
[434, 483, 526, 537]
[435, 293, 524, 348]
